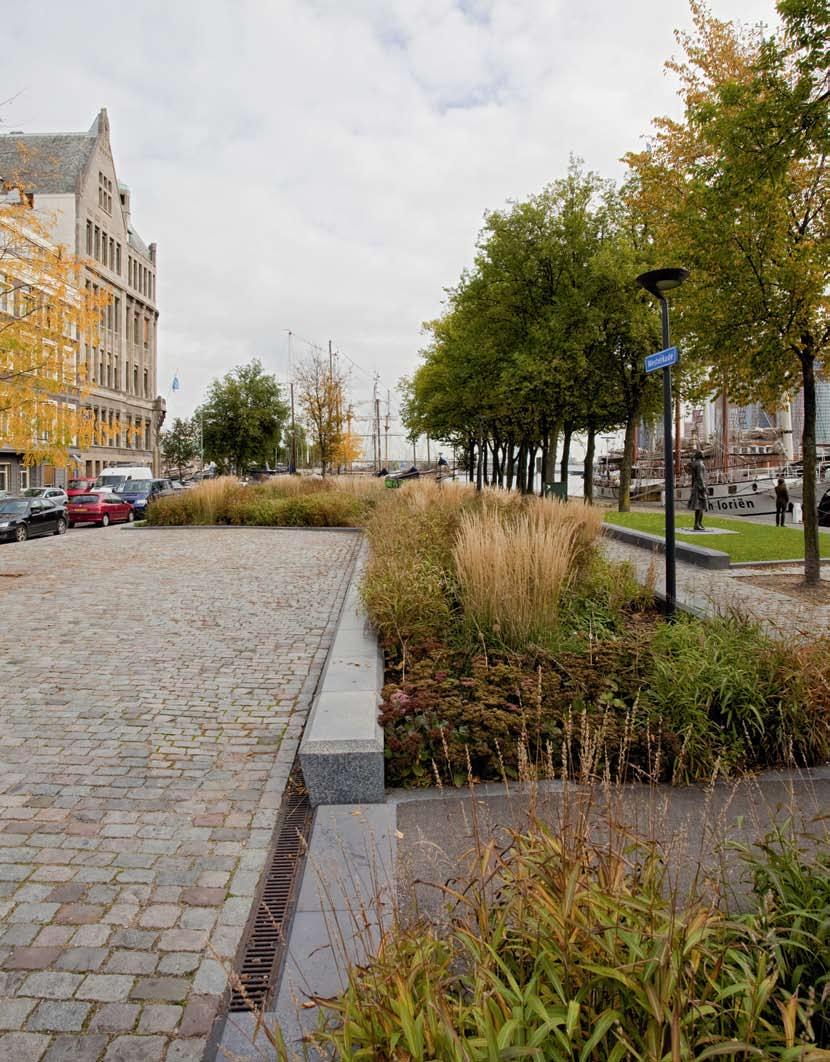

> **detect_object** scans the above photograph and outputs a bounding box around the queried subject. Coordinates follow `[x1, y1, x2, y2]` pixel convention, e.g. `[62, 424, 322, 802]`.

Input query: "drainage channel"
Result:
[228, 763, 313, 1013]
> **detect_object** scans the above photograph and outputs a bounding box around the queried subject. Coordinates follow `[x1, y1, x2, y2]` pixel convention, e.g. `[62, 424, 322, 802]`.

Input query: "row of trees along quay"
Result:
[161, 351, 365, 480]
[400, 0, 829, 586]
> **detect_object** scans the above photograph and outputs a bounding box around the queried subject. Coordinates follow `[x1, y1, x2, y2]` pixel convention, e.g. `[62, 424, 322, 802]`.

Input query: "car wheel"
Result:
[14, 525, 27, 543]
[127, 511, 135, 523]
[55, 518, 67, 536]
[100, 514, 110, 527]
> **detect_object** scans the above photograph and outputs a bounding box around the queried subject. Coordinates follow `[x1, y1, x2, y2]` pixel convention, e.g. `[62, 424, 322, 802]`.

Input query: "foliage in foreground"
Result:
[146, 475, 383, 527]
[311, 823, 830, 1059]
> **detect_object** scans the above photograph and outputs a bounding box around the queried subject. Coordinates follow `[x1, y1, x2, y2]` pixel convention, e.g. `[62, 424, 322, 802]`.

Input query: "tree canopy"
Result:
[196, 359, 288, 474]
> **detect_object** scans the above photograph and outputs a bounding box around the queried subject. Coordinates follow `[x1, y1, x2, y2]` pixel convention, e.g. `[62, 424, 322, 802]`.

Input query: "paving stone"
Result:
[0, 1032, 51, 1061]
[76, 974, 135, 1002]
[157, 928, 208, 952]
[178, 994, 220, 1038]
[129, 977, 189, 1002]
[27, 1000, 90, 1032]
[53, 904, 104, 926]
[104, 950, 157, 976]
[192, 958, 227, 995]
[103, 1035, 166, 1061]
[54, 948, 108, 972]
[19, 971, 83, 999]
[164, 1039, 205, 1061]
[0, 996, 37, 1030]
[136, 1003, 180, 1034]
[70, 925, 111, 948]
[157, 953, 199, 975]
[137, 905, 178, 929]
[42, 1034, 109, 1061]
[180, 887, 224, 906]
[86, 1003, 139, 1033]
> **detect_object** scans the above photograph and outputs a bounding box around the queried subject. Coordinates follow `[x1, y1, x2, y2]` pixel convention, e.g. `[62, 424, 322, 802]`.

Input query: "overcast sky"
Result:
[3, 0, 778, 448]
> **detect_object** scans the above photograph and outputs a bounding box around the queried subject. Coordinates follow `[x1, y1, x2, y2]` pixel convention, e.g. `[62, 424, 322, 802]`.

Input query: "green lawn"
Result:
[604, 510, 830, 564]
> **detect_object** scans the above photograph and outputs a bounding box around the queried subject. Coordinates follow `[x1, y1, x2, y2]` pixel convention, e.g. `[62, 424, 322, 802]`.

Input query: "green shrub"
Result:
[313, 826, 823, 1057]
[644, 615, 810, 783]
[740, 823, 830, 1041]
[227, 492, 367, 527]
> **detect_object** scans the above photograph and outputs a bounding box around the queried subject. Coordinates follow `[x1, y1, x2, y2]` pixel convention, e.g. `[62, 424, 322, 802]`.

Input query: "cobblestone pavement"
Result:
[602, 535, 830, 637]
[0, 526, 359, 1060]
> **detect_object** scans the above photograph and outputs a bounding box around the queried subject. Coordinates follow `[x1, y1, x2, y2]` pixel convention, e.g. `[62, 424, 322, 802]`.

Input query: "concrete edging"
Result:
[299, 541, 385, 806]
[602, 522, 730, 569]
[126, 523, 362, 532]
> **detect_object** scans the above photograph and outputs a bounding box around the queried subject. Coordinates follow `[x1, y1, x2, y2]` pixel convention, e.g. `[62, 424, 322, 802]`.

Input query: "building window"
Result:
[143, 368, 148, 398]
[18, 467, 29, 491]
[113, 297, 120, 332]
[86, 221, 93, 255]
[109, 237, 114, 268]
[116, 244, 121, 274]
[94, 227, 100, 260]
[133, 365, 139, 393]
[143, 318, 149, 348]
[133, 313, 139, 345]
[114, 354, 119, 389]
[101, 233, 107, 267]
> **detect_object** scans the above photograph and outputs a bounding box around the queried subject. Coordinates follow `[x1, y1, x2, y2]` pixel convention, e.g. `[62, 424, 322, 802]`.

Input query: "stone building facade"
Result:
[0, 109, 162, 487]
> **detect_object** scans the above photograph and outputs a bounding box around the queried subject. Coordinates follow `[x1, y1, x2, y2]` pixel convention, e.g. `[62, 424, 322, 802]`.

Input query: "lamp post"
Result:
[636, 267, 689, 616]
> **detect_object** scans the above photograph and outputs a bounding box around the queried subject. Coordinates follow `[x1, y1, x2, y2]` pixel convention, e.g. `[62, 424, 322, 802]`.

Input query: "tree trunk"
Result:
[468, 435, 476, 483]
[476, 436, 484, 492]
[506, 440, 515, 490]
[800, 348, 820, 586]
[618, 404, 640, 513]
[526, 445, 537, 495]
[539, 429, 549, 498]
[492, 439, 502, 487]
[559, 424, 572, 491]
[583, 423, 595, 503]
[517, 440, 527, 494]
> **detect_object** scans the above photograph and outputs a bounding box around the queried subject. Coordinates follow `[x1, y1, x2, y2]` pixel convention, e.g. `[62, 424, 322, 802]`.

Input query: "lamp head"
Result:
[636, 267, 689, 299]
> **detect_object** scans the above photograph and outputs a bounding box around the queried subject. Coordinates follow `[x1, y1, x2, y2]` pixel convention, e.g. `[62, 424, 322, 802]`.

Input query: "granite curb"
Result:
[299, 540, 385, 806]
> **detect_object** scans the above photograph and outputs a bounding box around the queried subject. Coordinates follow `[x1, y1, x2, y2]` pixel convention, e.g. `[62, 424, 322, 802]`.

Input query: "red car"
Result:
[67, 492, 134, 528]
[67, 478, 97, 498]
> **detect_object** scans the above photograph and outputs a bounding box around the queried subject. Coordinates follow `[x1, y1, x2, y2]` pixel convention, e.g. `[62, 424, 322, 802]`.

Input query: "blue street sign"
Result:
[644, 346, 678, 373]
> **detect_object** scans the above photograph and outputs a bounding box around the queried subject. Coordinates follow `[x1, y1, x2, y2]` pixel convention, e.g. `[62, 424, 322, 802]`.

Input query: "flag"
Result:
[171, 373, 180, 392]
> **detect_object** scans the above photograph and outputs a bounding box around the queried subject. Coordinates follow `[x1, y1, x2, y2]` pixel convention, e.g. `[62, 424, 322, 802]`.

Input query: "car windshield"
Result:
[0, 500, 29, 514]
[68, 480, 90, 490]
[95, 476, 126, 489]
[118, 482, 151, 495]
[21, 488, 44, 497]
[72, 494, 100, 504]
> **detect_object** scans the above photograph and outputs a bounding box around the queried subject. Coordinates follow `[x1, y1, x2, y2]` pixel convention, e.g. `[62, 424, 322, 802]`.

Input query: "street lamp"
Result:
[636, 267, 689, 616]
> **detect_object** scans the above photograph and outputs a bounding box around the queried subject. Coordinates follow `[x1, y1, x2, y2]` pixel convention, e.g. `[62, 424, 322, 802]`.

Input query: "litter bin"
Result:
[544, 482, 568, 501]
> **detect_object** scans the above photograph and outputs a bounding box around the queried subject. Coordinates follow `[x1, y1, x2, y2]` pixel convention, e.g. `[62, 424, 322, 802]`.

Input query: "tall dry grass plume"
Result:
[453, 498, 603, 647]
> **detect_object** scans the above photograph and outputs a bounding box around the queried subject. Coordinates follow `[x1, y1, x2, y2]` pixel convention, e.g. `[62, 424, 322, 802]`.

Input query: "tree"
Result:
[294, 349, 349, 476]
[196, 359, 288, 474]
[160, 417, 198, 478]
[626, 0, 829, 582]
[1, 187, 105, 466]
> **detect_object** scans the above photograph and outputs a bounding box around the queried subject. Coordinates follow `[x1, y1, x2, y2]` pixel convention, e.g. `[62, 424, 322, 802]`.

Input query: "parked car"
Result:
[22, 486, 69, 506]
[819, 487, 830, 528]
[0, 496, 67, 542]
[91, 465, 153, 495]
[67, 478, 97, 498]
[114, 478, 174, 517]
[169, 479, 186, 491]
[67, 493, 134, 528]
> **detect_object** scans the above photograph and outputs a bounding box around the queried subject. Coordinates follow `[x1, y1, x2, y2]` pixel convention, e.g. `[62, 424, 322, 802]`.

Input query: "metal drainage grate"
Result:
[228, 766, 313, 1012]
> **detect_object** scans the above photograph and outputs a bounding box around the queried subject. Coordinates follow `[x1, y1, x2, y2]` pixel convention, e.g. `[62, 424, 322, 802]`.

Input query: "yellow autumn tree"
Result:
[1, 187, 106, 467]
[295, 349, 351, 476]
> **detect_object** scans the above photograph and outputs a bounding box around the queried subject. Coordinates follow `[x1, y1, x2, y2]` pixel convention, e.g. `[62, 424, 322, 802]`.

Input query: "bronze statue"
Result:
[688, 449, 707, 531]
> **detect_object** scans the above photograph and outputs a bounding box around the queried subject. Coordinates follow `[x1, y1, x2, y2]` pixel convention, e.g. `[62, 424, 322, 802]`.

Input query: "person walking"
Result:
[775, 477, 789, 526]
[688, 449, 708, 531]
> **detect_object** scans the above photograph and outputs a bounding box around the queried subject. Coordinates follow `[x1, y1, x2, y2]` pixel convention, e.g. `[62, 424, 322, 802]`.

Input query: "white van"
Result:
[92, 466, 153, 494]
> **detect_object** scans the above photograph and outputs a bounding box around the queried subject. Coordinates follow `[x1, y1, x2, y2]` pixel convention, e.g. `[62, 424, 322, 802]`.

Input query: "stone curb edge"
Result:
[299, 540, 385, 806]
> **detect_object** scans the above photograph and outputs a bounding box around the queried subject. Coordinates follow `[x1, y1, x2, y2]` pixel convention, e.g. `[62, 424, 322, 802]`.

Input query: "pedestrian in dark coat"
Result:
[688, 450, 707, 530]
[775, 477, 789, 526]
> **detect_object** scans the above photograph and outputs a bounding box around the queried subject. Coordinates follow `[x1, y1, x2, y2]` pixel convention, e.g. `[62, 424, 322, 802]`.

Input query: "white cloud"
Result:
[1, 0, 778, 452]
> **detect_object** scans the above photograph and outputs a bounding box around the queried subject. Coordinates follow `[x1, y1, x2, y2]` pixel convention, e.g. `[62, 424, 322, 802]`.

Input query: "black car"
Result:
[0, 496, 68, 542]
[819, 487, 830, 528]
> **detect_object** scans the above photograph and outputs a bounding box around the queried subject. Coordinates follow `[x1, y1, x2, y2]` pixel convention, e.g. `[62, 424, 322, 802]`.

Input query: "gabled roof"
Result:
[0, 132, 97, 194]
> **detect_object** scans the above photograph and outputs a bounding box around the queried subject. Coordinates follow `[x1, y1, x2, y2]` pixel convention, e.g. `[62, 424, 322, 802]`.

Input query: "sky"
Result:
[2, 0, 779, 457]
